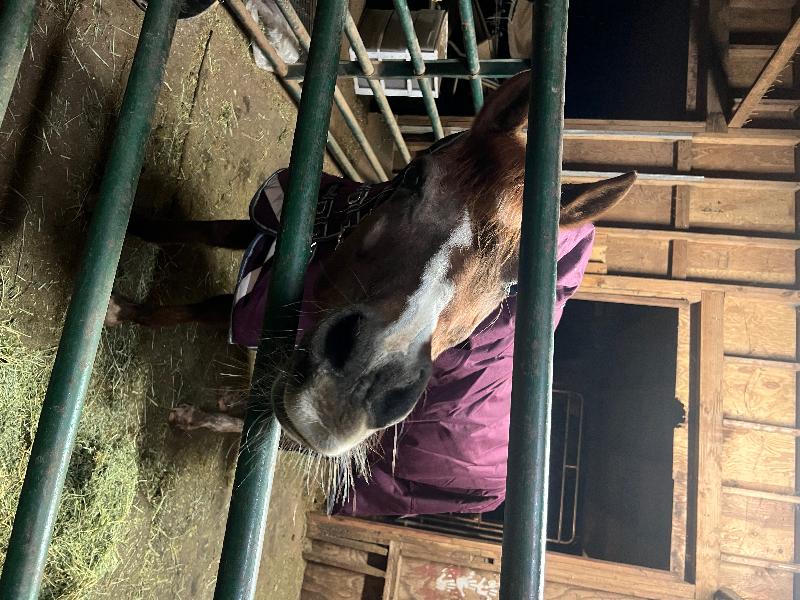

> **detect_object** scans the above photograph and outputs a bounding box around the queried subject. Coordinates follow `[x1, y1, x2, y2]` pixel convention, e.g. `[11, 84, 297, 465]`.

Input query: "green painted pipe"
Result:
[0, 0, 38, 125]
[272, 0, 388, 181]
[0, 1, 180, 597]
[457, 0, 484, 112]
[344, 13, 412, 164]
[391, 0, 444, 140]
[499, 1, 569, 599]
[212, 0, 347, 596]
[283, 58, 530, 81]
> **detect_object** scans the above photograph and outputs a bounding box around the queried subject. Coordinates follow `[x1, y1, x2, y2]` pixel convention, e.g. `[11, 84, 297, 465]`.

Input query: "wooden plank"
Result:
[571, 291, 689, 308]
[730, 7, 794, 33]
[686, 0, 701, 114]
[671, 306, 691, 577]
[676, 139, 694, 172]
[724, 354, 800, 370]
[671, 240, 689, 280]
[563, 171, 799, 191]
[303, 552, 386, 579]
[722, 553, 800, 574]
[726, 44, 796, 90]
[304, 538, 386, 577]
[301, 563, 366, 600]
[686, 243, 796, 286]
[723, 297, 797, 359]
[596, 226, 800, 250]
[723, 417, 800, 436]
[695, 291, 726, 600]
[580, 274, 800, 304]
[307, 530, 389, 556]
[601, 185, 674, 226]
[563, 138, 675, 171]
[730, 18, 800, 127]
[723, 485, 800, 505]
[382, 541, 401, 600]
[604, 237, 669, 277]
[719, 561, 794, 600]
[723, 360, 797, 427]
[690, 141, 798, 176]
[689, 187, 795, 233]
[720, 494, 795, 561]
[723, 429, 796, 493]
[674, 187, 692, 229]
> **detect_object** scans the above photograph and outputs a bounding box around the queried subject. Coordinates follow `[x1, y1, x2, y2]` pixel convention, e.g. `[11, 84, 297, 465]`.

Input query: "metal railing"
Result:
[0, 0, 567, 597]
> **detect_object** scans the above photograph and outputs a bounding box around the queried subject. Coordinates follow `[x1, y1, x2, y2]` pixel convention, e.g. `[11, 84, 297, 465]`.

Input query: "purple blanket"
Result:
[230, 168, 595, 516]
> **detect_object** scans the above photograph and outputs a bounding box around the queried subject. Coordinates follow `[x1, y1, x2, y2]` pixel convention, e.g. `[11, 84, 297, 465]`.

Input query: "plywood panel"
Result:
[604, 238, 670, 276]
[720, 495, 795, 562]
[692, 142, 797, 176]
[719, 561, 794, 600]
[726, 45, 796, 89]
[599, 185, 673, 225]
[686, 243, 796, 285]
[546, 584, 637, 599]
[722, 429, 796, 493]
[723, 297, 796, 360]
[690, 187, 795, 233]
[723, 363, 796, 427]
[563, 139, 674, 171]
[301, 563, 367, 600]
[395, 558, 499, 600]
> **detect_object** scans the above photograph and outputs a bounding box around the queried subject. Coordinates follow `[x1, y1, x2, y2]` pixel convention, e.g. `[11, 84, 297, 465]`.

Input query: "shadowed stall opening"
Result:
[390, 300, 681, 571]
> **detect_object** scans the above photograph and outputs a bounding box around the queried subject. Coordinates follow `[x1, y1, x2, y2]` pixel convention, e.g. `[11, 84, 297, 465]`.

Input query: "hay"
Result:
[0, 319, 141, 599]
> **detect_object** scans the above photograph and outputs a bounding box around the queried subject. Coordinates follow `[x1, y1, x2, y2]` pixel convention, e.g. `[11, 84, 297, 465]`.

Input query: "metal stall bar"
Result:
[283, 58, 529, 80]
[392, 0, 445, 140]
[457, 0, 484, 112]
[0, 1, 181, 597]
[344, 13, 412, 164]
[272, 0, 388, 181]
[0, 0, 39, 124]
[213, 0, 346, 596]
[499, 1, 569, 599]
[224, 0, 361, 182]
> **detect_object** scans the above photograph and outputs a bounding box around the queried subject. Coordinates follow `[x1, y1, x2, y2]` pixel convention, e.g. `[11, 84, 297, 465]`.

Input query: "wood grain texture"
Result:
[671, 306, 691, 577]
[301, 563, 366, 600]
[720, 494, 795, 562]
[719, 561, 793, 600]
[689, 187, 795, 233]
[695, 291, 726, 600]
[722, 429, 796, 493]
[723, 362, 796, 427]
[723, 297, 797, 359]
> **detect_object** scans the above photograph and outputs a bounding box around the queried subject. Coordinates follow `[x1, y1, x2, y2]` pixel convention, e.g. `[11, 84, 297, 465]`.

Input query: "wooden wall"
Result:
[359, 115, 800, 600]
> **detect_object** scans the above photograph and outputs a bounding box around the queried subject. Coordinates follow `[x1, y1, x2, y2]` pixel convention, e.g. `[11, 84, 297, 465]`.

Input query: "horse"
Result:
[105, 71, 636, 467]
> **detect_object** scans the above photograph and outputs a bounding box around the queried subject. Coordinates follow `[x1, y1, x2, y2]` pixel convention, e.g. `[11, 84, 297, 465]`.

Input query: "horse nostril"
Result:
[323, 311, 364, 370]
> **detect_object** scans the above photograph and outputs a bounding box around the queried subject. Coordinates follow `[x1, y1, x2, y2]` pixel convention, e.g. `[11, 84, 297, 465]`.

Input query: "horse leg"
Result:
[105, 293, 233, 328]
[169, 404, 244, 434]
[128, 217, 258, 249]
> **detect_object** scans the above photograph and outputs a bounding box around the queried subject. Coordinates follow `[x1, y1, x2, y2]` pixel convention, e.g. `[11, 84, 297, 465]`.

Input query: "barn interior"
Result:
[0, 0, 799, 599]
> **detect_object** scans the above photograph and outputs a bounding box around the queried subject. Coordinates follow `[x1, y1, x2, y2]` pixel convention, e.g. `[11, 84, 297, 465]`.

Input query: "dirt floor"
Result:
[0, 1, 391, 598]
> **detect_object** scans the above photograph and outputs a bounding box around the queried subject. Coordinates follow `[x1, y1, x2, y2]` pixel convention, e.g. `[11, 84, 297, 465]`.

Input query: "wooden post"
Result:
[695, 291, 725, 600]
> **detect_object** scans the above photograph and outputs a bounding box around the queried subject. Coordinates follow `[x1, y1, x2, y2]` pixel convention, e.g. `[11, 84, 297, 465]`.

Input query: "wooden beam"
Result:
[581, 274, 800, 304]
[724, 355, 800, 371]
[597, 226, 800, 250]
[723, 485, 800, 505]
[729, 17, 800, 127]
[695, 291, 726, 600]
[722, 553, 800, 574]
[723, 417, 800, 436]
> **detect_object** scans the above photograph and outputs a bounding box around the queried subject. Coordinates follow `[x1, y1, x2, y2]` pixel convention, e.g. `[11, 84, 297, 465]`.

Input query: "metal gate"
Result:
[0, 0, 569, 597]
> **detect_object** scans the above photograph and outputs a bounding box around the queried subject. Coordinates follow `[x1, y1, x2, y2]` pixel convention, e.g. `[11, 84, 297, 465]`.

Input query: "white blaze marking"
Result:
[381, 211, 472, 357]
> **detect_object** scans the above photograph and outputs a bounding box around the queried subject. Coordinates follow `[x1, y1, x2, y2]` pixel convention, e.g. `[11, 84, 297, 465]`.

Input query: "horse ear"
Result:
[471, 70, 531, 136]
[560, 172, 637, 226]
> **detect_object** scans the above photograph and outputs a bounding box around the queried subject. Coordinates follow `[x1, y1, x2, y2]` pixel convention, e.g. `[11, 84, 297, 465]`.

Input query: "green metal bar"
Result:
[213, 0, 346, 596]
[0, 1, 180, 597]
[344, 13, 412, 164]
[224, 0, 361, 181]
[0, 0, 38, 124]
[392, 0, 444, 140]
[283, 59, 530, 80]
[272, 0, 387, 181]
[499, 1, 569, 600]
[457, 0, 484, 112]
